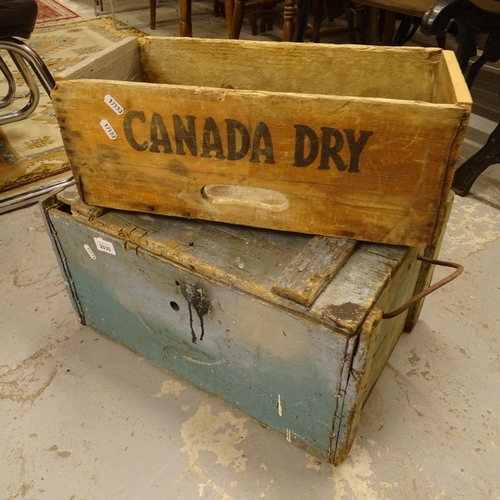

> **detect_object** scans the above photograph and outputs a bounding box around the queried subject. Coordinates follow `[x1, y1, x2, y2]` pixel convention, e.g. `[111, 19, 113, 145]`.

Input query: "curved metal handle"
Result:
[382, 256, 464, 319]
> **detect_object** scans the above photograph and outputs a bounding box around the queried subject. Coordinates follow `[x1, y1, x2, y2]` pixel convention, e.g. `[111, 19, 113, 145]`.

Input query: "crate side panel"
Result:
[59, 37, 142, 82]
[331, 246, 422, 463]
[53, 80, 466, 247]
[139, 37, 442, 102]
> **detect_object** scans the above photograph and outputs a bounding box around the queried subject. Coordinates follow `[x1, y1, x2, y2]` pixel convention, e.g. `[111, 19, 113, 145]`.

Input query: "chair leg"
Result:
[0, 39, 55, 96]
[0, 38, 56, 126]
[150, 0, 156, 29]
[179, 0, 192, 36]
[282, 0, 296, 41]
[0, 52, 40, 125]
[230, 0, 244, 38]
[0, 56, 16, 108]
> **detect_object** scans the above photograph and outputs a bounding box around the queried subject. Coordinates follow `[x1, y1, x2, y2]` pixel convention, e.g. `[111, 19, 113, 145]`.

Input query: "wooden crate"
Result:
[53, 37, 471, 247]
[40, 187, 453, 464]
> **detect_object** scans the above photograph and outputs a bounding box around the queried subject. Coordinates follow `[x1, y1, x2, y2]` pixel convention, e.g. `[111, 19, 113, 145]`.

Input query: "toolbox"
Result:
[41, 187, 454, 463]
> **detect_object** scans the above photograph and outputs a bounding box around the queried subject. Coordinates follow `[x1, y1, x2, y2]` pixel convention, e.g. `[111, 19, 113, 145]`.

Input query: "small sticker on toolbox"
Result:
[84, 244, 97, 260]
[100, 119, 117, 140]
[104, 94, 124, 115]
[94, 237, 116, 255]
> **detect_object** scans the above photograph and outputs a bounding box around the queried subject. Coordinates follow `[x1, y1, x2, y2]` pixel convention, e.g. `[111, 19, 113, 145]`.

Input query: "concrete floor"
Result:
[1, 1, 500, 498]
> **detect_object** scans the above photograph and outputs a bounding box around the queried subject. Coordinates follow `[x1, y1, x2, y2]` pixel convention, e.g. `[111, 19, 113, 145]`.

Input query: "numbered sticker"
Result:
[100, 119, 117, 140]
[104, 94, 124, 115]
[94, 237, 116, 255]
[84, 244, 97, 260]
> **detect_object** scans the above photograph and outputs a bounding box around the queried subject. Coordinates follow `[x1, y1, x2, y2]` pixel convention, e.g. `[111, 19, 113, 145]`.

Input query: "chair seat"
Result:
[0, 0, 38, 39]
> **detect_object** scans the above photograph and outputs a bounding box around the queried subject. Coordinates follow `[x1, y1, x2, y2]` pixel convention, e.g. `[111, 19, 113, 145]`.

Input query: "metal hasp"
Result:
[421, 0, 500, 196]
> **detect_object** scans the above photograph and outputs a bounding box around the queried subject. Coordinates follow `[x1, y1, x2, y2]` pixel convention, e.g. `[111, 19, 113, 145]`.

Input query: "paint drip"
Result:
[179, 282, 211, 343]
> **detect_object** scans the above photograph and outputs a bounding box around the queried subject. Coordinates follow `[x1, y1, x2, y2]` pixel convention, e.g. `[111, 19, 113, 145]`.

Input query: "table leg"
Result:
[150, 0, 156, 29]
[179, 0, 192, 36]
[380, 9, 396, 45]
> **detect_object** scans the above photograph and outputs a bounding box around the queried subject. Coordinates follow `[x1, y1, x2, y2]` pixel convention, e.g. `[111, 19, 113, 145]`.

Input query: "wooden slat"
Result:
[139, 37, 443, 103]
[272, 236, 358, 307]
[310, 244, 410, 333]
[58, 37, 143, 82]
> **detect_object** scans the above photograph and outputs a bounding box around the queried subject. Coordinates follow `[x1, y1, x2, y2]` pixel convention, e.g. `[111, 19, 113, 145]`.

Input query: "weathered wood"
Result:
[57, 186, 110, 219]
[58, 37, 142, 82]
[138, 37, 443, 102]
[310, 243, 411, 333]
[333, 245, 422, 463]
[52, 37, 471, 247]
[405, 190, 455, 331]
[272, 236, 358, 307]
[42, 187, 448, 464]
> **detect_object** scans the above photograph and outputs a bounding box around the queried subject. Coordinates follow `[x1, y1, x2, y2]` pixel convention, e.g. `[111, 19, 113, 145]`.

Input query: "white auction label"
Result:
[104, 94, 124, 115]
[84, 244, 97, 260]
[94, 237, 116, 255]
[100, 119, 117, 140]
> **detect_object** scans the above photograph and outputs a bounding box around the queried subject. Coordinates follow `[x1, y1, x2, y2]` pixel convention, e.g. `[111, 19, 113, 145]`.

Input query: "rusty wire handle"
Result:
[382, 256, 464, 319]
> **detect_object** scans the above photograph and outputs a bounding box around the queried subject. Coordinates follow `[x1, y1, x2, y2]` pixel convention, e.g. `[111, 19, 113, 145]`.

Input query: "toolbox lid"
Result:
[53, 187, 412, 336]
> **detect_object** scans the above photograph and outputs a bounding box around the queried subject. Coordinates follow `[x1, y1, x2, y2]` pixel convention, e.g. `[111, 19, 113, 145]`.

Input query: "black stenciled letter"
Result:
[149, 112, 173, 154]
[123, 110, 147, 152]
[319, 127, 347, 171]
[250, 122, 275, 164]
[173, 115, 197, 156]
[226, 119, 250, 160]
[344, 129, 373, 173]
[201, 117, 225, 159]
[293, 125, 319, 167]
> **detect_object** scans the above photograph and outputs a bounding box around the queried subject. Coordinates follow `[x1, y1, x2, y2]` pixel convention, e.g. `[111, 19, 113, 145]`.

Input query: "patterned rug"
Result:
[36, 0, 80, 24]
[0, 17, 145, 196]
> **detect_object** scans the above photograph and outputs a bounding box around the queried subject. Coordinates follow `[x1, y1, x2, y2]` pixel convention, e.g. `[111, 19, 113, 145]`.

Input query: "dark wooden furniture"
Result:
[422, 0, 500, 195]
[229, 0, 297, 40]
[294, 0, 500, 196]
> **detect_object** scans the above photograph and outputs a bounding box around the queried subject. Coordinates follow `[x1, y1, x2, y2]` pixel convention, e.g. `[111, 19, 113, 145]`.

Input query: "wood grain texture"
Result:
[333, 245, 422, 463]
[43, 191, 426, 464]
[404, 190, 455, 331]
[58, 37, 143, 83]
[272, 236, 358, 307]
[52, 38, 471, 247]
[138, 37, 442, 102]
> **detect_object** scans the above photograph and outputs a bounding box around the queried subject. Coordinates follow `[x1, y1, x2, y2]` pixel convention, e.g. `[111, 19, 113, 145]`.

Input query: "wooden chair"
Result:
[216, 0, 296, 40]
[94, 0, 192, 35]
[294, 0, 358, 43]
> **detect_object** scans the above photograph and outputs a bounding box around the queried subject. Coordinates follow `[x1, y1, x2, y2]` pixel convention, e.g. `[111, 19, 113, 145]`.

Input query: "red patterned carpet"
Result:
[36, 0, 80, 24]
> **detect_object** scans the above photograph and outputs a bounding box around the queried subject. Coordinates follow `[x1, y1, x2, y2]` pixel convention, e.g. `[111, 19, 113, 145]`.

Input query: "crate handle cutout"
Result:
[201, 185, 289, 212]
[382, 256, 464, 319]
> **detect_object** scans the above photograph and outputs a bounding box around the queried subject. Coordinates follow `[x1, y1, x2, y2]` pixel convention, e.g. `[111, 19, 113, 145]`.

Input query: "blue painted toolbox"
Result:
[41, 187, 451, 464]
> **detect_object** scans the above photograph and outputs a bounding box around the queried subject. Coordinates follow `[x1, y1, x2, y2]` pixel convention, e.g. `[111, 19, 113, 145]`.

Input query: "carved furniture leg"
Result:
[282, 0, 296, 40]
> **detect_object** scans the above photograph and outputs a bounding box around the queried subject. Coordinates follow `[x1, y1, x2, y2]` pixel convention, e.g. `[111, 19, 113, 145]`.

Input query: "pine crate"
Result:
[53, 36, 470, 246]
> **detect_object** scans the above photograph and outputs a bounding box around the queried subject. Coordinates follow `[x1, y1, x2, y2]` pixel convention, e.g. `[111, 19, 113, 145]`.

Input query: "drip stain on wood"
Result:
[179, 282, 211, 343]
